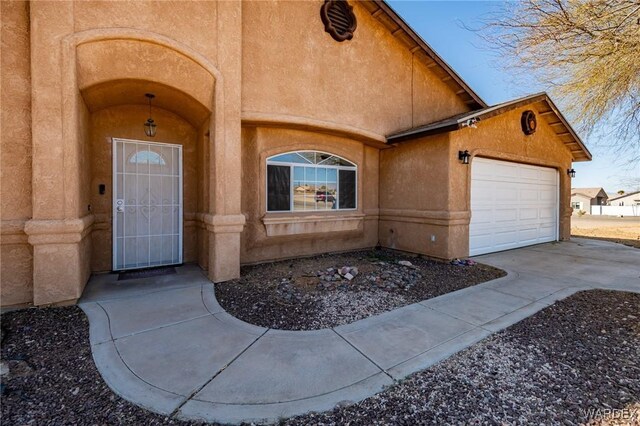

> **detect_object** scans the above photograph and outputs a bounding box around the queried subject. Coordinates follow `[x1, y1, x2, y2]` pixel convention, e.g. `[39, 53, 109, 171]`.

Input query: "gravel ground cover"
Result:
[215, 248, 505, 330]
[0, 307, 200, 426]
[286, 290, 640, 426]
[1, 290, 638, 425]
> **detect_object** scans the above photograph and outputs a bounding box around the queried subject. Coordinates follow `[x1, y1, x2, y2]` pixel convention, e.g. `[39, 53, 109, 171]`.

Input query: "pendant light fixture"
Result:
[144, 93, 157, 137]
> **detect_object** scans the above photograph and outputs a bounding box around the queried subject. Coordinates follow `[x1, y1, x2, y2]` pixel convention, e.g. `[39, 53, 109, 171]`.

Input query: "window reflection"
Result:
[267, 151, 355, 212]
[129, 151, 166, 165]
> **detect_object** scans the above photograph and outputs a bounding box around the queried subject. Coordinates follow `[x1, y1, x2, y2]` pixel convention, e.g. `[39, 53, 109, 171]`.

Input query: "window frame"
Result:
[265, 150, 358, 213]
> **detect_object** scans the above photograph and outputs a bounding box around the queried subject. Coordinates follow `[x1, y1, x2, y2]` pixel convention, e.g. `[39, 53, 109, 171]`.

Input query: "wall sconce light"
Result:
[144, 93, 157, 137]
[567, 168, 576, 178]
[458, 150, 470, 164]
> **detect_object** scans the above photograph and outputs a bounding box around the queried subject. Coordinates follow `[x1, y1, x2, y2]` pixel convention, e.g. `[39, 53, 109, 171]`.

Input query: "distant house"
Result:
[570, 188, 608, 213]
[608, 191, 640, 206]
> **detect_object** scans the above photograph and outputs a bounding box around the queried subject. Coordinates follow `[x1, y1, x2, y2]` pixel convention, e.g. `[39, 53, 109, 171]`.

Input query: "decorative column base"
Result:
[560, 206, 572, 241]
[203, 214, 245, 283]
[24, 216, 94, 306]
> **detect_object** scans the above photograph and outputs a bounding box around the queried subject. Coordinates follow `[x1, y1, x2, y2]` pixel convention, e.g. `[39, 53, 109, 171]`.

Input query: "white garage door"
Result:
[470, 158, 558, 256]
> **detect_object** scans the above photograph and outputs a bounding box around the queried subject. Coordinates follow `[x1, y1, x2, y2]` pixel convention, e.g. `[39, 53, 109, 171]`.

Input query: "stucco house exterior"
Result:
[570, 187, 608, 213]
[607, 191, 640, 206]
[0, 0, 591, 308]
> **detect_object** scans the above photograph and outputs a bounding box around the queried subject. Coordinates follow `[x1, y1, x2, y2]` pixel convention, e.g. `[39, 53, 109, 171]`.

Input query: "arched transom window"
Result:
[267, 151, 357, 212]
[128, 150, 166, 165]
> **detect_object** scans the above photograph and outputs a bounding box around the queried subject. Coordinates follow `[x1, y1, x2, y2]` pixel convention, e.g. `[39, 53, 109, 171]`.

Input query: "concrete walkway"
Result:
[79, 238, 640, 424]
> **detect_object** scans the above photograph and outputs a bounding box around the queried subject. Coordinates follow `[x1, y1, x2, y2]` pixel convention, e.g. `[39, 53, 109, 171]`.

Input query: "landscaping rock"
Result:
[286, 290, 640, 425]
[1, 307, 198, 425]
[216, 248, 505, 331]
[2, 290, 637, 425]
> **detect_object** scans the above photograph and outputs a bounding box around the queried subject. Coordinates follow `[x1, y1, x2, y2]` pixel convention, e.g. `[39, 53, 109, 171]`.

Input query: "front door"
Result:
[112, 138, 183, 270]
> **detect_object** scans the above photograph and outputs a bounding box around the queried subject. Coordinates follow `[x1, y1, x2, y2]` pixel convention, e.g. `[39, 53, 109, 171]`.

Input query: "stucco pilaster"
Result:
[30, 1, 74, 220]
[207, 0, 244, 282]
[559, 172, 572, 241]
[24, 217, 93, 305]
[28, 2, 92, 305]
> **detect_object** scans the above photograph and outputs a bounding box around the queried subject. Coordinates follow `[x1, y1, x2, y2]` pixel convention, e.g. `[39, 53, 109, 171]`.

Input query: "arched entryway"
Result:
[25, 28, 245, 305]
[76, 35, 213, 276]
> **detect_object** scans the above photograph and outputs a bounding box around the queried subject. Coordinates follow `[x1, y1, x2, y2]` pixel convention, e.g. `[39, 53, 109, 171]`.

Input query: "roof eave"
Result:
[542, 96, 592, 162]
[387, 93, 593, 163]
[387, 93, 548, 144]
[387, 122, 460, 144]
[374, 0, 487, 110]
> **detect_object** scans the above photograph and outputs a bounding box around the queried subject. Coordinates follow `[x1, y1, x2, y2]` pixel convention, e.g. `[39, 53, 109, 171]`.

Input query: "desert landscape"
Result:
[571, 215, 640, 248]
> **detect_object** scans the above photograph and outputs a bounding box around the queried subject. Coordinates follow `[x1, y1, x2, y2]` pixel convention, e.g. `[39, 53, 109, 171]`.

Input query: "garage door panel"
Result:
[492, 162, 519, 178]
[520, 167, 540, 181]
[472, 185, 495, 202]
[539, 190, 556, 202]
[540, 168, 557, 180]
[496, 188, 519, 201]
[494, 208, 518, 222]
[520, 188, 539, 201]
[470, 235, 494, 252]
[474, 208, 493, 226]
[539, 208, 555, 219]
[518, 227, 540, 243]
[521, 208, 542, 220]
[493, 229, 519, 245]
[472, 162, 496, 179]
[538, 225, 556, 238]
[470, 158, 558, 256]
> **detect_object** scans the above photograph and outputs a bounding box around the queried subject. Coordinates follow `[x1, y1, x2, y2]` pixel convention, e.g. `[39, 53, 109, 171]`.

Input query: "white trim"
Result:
[112, 139, 117, 270]
[556, 169, 559, 241]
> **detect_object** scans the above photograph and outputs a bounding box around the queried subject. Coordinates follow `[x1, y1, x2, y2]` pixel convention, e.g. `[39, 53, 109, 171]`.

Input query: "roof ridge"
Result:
[608, 190, 640, 201]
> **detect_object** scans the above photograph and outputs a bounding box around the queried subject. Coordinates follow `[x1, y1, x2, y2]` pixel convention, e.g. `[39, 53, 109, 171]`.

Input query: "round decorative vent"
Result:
[521, 110, 537, 135]
[321, 0, 357, 42]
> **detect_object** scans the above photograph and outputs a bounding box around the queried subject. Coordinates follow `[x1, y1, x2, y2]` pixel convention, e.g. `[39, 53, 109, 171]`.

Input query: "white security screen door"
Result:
[113, 138, 183, 270]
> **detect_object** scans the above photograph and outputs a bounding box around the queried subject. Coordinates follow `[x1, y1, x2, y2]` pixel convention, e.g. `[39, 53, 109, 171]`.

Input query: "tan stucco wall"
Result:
[0, 0, 585, 307]
[411, 57, 470, 126]
[240, 127, 379, 263]
[73, 1, 219, 62]
[196, 121, 211, 270]
[89, 105, 201, 272]
[241, 1, 469, 137]
[378, 134, 459, 258]
[1, 0, 33, 306]
[381, 105, 574, 259]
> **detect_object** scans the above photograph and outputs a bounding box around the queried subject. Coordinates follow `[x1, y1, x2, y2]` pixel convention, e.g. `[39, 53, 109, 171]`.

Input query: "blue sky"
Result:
[387, 0, 639, 194]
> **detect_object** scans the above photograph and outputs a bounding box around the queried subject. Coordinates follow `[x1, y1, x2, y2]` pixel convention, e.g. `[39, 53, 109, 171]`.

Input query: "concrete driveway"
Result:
[79, 238, 639, 424]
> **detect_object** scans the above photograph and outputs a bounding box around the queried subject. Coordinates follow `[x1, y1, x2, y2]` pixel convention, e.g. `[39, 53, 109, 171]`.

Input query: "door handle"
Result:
[116, 199, 124, 213]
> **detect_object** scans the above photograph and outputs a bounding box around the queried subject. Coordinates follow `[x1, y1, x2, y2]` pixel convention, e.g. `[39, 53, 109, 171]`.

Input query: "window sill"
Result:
[262, 212, 365, 237]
